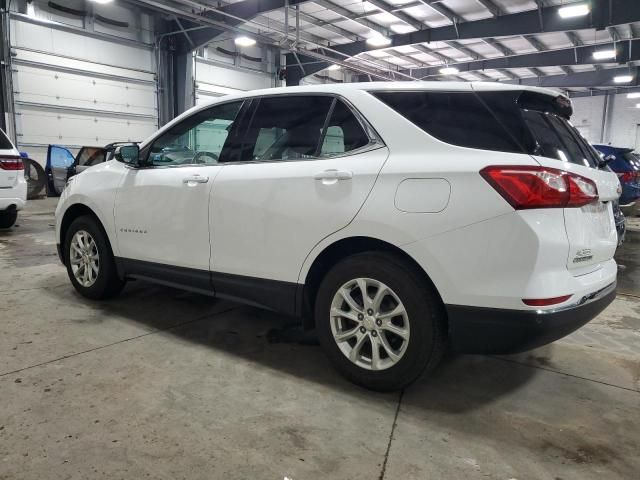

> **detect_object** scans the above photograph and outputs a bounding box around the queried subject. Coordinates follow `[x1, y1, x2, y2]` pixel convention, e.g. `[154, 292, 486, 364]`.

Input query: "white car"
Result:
[55, 82, 619, 391]
[0, 128, 27, 228]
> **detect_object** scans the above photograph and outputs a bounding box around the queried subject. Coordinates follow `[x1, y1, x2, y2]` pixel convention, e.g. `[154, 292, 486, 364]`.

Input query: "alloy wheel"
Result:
[330, 278, 410, 370]
[69, 230, 100, 287]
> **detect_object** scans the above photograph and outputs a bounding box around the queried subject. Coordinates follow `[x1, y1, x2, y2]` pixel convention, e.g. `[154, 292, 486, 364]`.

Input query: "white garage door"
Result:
[9, 16, 158, 165]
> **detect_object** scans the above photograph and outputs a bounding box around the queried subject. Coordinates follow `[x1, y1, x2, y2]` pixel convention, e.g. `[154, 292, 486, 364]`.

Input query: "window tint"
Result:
[148, 101, 242, 166]
[372, 91, 523, 153]
[0, 129, 13, 149]
[521, 110, 598, 168]
[233, 95, 333, 162]
[77, 147, 107, 167]
[320, 100, 370, 156]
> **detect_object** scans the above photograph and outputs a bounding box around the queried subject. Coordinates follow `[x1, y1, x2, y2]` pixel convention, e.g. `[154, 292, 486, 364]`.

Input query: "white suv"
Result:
[0, 128, 27, 228]
[55, 83, 619, 391]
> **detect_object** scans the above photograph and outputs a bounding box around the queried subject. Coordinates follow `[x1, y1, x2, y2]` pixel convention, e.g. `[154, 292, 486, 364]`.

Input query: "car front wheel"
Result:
[315, 252, 446, 391]
[64, 215, 125, 300]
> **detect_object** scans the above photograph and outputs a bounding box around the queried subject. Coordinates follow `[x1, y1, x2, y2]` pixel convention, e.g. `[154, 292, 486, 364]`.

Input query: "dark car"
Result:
[592, 144, 640, 210]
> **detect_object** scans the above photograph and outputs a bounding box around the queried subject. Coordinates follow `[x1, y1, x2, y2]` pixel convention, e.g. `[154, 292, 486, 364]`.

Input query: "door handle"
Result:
[182, 175, 209, 184]
[313, 169, 353, 181]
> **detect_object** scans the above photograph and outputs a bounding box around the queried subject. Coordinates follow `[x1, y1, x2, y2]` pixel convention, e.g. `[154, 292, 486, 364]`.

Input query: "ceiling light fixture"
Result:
[614, 75, 633, 83]
[440, 66, 459, 75]
[558, 3, 591, 19]
[234, 36, 256, 47]
[636, 103, 640, 108]
[366, 35, 392, 47]
[592, 49, 616, 60]
[327, 64, 341, 71]
[89, 0, 114, 4]
[627, 92, 640, 99]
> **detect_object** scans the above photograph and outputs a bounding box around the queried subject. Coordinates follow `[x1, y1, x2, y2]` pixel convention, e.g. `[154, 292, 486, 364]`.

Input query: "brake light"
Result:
[0, 155, 24, 170]
[617, 171, 640, 183]
[480, 165, 598, 209]
[522, 295, 572, 307]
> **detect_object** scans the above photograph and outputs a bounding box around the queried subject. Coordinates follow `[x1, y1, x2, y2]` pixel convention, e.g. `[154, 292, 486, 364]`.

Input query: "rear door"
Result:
[209, 94, 388, 306]
[46, 145, 75, 194]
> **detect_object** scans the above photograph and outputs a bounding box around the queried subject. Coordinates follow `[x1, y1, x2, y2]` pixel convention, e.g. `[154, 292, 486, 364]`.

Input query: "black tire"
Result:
[0, 210, 18, 229]
[315, 252, 446, 391]
[63, 215, 125, 300]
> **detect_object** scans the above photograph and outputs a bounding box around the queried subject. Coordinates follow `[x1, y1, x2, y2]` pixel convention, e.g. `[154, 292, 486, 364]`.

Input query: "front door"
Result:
[113, 100, 243, 291]
[209, 95, 388, 311]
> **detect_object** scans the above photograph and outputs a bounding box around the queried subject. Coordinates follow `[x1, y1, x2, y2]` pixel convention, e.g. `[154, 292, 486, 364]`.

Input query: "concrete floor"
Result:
[1, 198, 639, 480]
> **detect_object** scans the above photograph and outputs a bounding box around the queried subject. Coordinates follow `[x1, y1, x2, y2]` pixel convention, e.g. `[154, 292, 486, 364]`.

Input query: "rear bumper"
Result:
[446, 282, 616, 354]
[0, 178, 27, 211]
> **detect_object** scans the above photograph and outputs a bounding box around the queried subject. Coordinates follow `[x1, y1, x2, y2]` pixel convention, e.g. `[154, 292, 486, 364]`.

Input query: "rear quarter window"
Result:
[371, 91, 523, 154]
[0, 129, 14, 149]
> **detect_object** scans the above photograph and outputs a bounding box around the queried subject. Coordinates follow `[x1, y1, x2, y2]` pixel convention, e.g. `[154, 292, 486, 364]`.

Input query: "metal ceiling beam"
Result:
[443, 40, 480, 60]
[565, 31, 583, 46]
[365, 0, 424, 31]
[412, 43, 455, 64]
[522, 34, 546, 51]
[296, 11, 362, 42]
[505, 66, 640, 88]
[631, 23, 640, 38]
[324, 0, 640, 60]
[312, 0, 389, 36]
[407, 39, 640, 78]
[474, 0, 502, 18]
[419, 1, 464, 24]
[483, 37, 514, 56]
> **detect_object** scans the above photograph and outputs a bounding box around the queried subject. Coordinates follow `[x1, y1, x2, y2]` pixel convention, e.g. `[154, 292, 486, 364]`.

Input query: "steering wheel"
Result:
[193, 151, 219, 164]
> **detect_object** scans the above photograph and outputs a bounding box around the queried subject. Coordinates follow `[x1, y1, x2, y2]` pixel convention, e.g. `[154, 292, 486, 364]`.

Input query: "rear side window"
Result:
[320, 100, 370, 156]
[372, 91, 523, 154]
[0, 129, 13, 149]
[77, 147, 107, 166]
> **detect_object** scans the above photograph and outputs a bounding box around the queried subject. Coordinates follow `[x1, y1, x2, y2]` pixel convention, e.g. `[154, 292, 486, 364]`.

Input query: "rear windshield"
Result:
[621, 151, 640, 170]
[0, 129, 13, 149]
[371, 90, 601, 168]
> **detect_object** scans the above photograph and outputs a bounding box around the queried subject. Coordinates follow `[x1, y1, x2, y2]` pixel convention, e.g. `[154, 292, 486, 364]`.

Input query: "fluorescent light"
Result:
[26, 2, 35, 17]
[558, 3, 590, 18]
[366, 35, 392, 47]
[89, 0, 114, 3]
[440, 66, 459, 75]
[327, 64, 341, 71]
[614, 75, 633, 83]
[234, 36, 256, 47]
[636, 103, 640, 108]
[593, 49, 616, 60]
[627, 92, 640, 99]
[390, 24, 414, 34]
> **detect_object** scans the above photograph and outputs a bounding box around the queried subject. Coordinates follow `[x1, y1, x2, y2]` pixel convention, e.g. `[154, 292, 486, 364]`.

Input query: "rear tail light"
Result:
[523, 295, 572, 307]
[617, 171, 640, 183]
[0, 155, 24, 171]
[480, 165, 598, 209]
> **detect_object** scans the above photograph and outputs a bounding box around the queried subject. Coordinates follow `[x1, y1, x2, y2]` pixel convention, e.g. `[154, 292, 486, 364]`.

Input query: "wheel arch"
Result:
[59, 204, 108, 264]
[300, 236, 446, 330]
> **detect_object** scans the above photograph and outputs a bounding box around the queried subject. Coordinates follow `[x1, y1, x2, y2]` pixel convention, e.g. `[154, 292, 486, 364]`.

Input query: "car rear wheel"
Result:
[64, 215, 125, 299]
[315, 252, 446, 391]
[0, 210, 18, 229]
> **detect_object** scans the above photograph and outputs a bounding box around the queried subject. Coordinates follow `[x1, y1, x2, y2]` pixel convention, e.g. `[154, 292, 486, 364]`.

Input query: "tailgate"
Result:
[534, 156, 619, 274]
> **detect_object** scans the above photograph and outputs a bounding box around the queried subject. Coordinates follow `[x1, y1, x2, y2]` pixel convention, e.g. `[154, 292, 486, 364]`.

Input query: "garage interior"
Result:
[1, 0, 640, 479]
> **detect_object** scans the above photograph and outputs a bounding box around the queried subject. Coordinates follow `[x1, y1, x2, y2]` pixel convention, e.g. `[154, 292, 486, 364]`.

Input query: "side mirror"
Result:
[115, 144, 140, 166]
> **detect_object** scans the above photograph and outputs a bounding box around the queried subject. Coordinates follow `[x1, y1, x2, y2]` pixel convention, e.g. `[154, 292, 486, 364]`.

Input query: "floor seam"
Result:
[378, 389, 404, 480]
[491, 356, 640, 394]
[0, 306, 237, 378]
